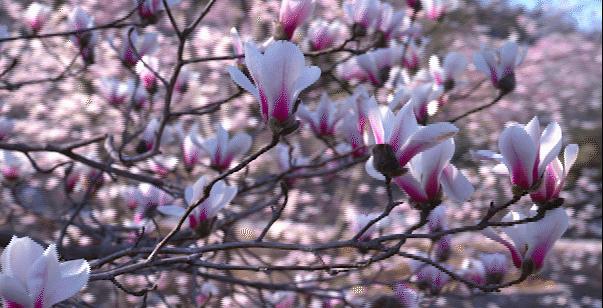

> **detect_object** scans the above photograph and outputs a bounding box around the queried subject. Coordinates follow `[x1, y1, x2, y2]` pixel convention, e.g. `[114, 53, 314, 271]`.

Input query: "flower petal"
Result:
[397, 122, 458, 167]
[538, 121, 562, 175]
[440, 164, 474, 203]
[498, 124, 537, 189]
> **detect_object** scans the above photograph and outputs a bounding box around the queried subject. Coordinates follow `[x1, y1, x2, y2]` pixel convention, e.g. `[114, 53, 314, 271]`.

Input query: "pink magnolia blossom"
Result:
[307, 19, 343, 51]
[135, 0, 182, 23]
[117, 28, 158, 67]
[530, 144, 579, 204]
[0, 236, 90, 308]
[392, 138, 473, 204]
[158, 176, 237, 230]
[479, 253, 508, 284]
[0, 117, 14, 141]
[460, 258, 486, 286]
[182, 124, 202, 171]
[473, 41, 527, 92]
[0, 150, 25, 181]
[428, 52, 468, 91]
[271, 291, 296, 308]
[191, 124, 252, 171]
[23, 2, 51, 33]
[378, 3, 406, 40]
[297, 93, 346, 136]
[351, 212, 383, 241]
[99, 77, 131, 106]
[146, 155, 178, 178]
[195, 282, 218, 306]
[123, 183, 174, 223]
[140, 118, 160, 152]
[278, 0, 315, 40]
[402, 41, 423, 72]
[394, 282, 421, 308]
[477, 116, 563, 191]
[414, 264, 450, 294]
[227, 41, 321, 126]
[483, 206, 569, 272]
[365, 99, 459, 179]
[174, 67, 198, 94]
[68, 7, 98, 65]
[421, 0, 459, 21]
[343, 0, 381, 31]
[337, 87, 371, 157]
[135, 56, 160, 93]
[407, 83, 443, 124]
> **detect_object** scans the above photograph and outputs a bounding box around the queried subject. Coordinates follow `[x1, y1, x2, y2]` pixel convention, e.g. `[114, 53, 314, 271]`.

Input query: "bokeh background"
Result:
[0, 0, 601, 307]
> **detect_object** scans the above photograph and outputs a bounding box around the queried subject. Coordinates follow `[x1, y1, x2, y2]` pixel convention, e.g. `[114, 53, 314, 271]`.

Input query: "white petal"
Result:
[440, 164, 474, 203]
[227, 66, 259, 99]
[44, 259, 90, 306]
[227, 132, 252, 159]
[292, 66, 321, 102]
[1, 236, 44, 280]
[563, 144, 579, 177]
[397, 122, 458, 167]
[0, 273, 30, 306]
[157, 205, 187, 217]
[538, 121, 562, 175]
[498, 124, 537, 188]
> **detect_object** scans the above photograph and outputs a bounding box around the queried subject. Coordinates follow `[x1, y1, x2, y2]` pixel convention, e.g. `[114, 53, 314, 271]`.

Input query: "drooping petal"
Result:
[44, 259, 90, 307]
[563, 144, 579, 177]
[226, 132, 252, 161]
[524, 207, 569, 270]
[482, 227, 523, 268]
[440, 164, 474, 203]
[227, 66, 259, 100]
[157, 205, 187, 217]
[538, 121, 562, 175]
[417, 139, 455, 199]
[397, 122, 458, 167]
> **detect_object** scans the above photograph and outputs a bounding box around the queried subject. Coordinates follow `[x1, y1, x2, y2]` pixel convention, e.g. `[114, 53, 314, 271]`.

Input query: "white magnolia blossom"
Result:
[475, 116, 564, 191]
[1, 150, 26, 180]
[365, 99, 459, 180]
[530, 144, 579, 204]
[428, 52, 468, 90]
[135, 56, 160, 93]
[473, 40, 527, 91]
[483, 206, 569, 272]
[135, 0, 182, 21]
[394, 282, 421, 308]
[343, 0, 381, 30]
[24, 2, 51, 33]
[479, 252, 508, 284]
[421, 0, 459, 20]
[99, 77, 131, 106]
[297, 93, 346, 136]
[68, 7, 98, 64]
[279, 0, 315, 39]
[0, 236, 90, 307]
[227, 41, 321, 125]
[158, 176, 237, 230]
[307, 19, 343, 51]
[191, 123, 252, 171]
[460, 258, 486, 286]
[117, 28, 158, 67]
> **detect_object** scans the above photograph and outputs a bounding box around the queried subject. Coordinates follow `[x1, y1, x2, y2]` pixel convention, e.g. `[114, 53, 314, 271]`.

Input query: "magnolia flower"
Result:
[227, 41, 321, 127]
[139, 118, 160, 152]
[355, 47, 403, 85]
[473, 41, 527, 92]
[429, 52, 467, 91]
[365, 99, 459, 179]
[460, 259, 486, 286]
[147, 155, 178, 177]
[99, 78, 131, 106]
[132, 83, 150, 109]
[192, 124, 252, 171]
[394, 282, 421, 308]
[195, 282, 218, 306]
[392, 138, 474, 204]
[278, 0, 315, 40]
[403, 41, 423, 72]
[123, 183, 174, 223]
[297, 93, 346, 136]
[477, 116, 563, 192]
[378, 3, 406, 40]
[174, 68, 198, 94]
[421, 0, 459, 20]
[408, 83, 443, 124]
[415, 265, 450, 294]
[307, 19, 342, 51]
[1, 150, 25, 181]
[427, 205, 453, 261]
[136, 56, 160, 93]
[68, 7, 98, 65]
[479, 253, 508, 284]
[343, 0, 381, 31]
[135, 0, 182, 23]
[118, 28, 158, 67]
[274, 143, 309, 174]
[158, 176, 237, 231]
[24, 2, 51, 33]
[0, 236, 90, 307]
[230, 27, 245, 66]
[351, 212, 382, 241]
[0, 116, 14, 141]
[484, 206, 569, 273]
[530, 144, 579, 204]
[182, 124, 202, 170]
